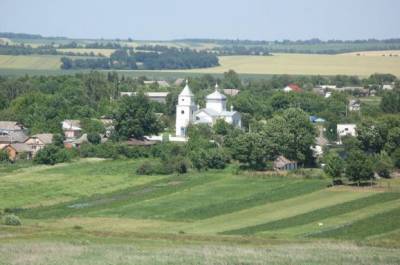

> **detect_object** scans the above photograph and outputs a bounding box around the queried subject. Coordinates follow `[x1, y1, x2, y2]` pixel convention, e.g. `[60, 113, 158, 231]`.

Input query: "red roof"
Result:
[288, 84, 302, 92]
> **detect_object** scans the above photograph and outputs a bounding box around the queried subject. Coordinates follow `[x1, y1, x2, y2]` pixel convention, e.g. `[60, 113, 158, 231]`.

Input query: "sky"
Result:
[1, 0, 399, 41]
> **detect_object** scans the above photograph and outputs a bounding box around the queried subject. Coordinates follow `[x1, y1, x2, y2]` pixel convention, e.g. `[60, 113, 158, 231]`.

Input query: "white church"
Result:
[175, 81, 241, 137]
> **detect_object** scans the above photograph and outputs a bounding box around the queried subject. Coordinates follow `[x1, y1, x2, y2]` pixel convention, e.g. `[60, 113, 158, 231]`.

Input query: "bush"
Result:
[374, 152, 394, 178]
[34, 145, 70, 165]
[79, 143, 119, 159]
[3, 214, 21, 226]
[206, 149, 229, 169]
[87, 133, 101, 145]
[0, 149, 9, 162]
[136, 161, 156, 175]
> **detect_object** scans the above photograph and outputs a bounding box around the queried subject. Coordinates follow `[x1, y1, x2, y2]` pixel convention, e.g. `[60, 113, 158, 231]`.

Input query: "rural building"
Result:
[175, 82, 241, 137]
[0, 143, 33, 161]
[309, 116, 326, 123]
[143, 80, 170, 88]
[337, 124, 357, 144]
[283, 84, 303, 93]
[273, 156, 298, 171]
[120, 92, 170, 103]
[382, 84, 394, 90]
[64, 133, 107, 149]
[25, 133, 53, 156]
[223, 89, 240, 96]
[349, 99, 361, 112]
[0, 121, 28, 144]
[174, 78, 185, 86]
[62, 120, 82, 139]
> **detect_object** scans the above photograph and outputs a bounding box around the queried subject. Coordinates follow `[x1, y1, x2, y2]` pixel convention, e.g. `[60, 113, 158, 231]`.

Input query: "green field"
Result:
[1, 158, 400, 264]
[1, 52, 400, 77]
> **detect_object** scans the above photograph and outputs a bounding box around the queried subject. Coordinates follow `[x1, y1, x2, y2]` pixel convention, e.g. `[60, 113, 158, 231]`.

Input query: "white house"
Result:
[337, 124, 357, 144]
[175, 81, 241, 137]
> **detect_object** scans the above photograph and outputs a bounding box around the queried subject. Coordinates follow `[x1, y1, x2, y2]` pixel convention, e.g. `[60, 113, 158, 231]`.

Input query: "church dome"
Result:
[179, 80, 194, 97]
[206, 84, 226, 100]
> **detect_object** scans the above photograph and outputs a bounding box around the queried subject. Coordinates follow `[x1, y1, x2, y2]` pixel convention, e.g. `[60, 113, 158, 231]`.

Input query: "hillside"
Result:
[1, 159, 400, 264]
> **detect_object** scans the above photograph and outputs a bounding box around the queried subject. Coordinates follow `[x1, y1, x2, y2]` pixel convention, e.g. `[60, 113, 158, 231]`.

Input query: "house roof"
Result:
[146, 92, 169, 98]
[0, 131, 28, 143]
[62, 120, 81, 131]
[274, 155, 296, 168]
[144, 80, 170, 87]
[30, 133, 54, 144]
[284, 84, 303, 92]
[125, 138, 157, 146]
[0, 121, 24, 131]
[174, 78, 185, 86]
[9, 143, 32, 153]
[223, 89, 240, 96]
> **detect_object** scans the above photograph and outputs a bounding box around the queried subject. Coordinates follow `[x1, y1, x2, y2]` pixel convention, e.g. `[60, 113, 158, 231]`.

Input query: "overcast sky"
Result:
[1, 0, 399, 41]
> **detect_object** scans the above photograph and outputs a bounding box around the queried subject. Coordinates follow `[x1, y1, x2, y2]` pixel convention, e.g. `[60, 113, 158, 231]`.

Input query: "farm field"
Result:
[179, 53, 400, 76]
[339, 50, 400, 57]
[1, 52, 400, 77]
[1, 158, 400, 264]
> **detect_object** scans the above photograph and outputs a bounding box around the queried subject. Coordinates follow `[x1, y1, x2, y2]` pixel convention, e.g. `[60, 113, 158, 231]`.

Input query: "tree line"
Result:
[61, 48, 219, 70]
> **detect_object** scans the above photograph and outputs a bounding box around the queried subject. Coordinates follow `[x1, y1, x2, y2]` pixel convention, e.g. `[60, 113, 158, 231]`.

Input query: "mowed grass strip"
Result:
[169, 179, 327, 220]
[0, 55, 62, 69]
[309, 206, 400, 239]
[22, 172, 221, 219]
[222, 192, 400, 235]
[0, 159, 162, 209]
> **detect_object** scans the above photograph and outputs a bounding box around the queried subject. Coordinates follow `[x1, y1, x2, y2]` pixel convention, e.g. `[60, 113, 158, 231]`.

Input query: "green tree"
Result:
[345, 150, 374, 185]
[373, 151, 393, 178]
[87, 133, 101, 145]
[323, 152, 344, 183]
[230, 132, 267, 169]
[385, 127, 400, 154]
[113, 93, 162, 140]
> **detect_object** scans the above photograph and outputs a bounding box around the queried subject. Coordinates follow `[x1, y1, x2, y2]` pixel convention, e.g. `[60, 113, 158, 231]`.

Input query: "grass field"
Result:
[1, 158, 400, 264]
[1, 52, 400, 77]
[339, 50, 400, 57]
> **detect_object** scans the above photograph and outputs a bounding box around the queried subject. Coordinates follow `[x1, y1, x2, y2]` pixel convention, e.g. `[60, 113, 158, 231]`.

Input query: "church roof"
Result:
[206, 84, 227, 100]
[179, 81, 194, 97]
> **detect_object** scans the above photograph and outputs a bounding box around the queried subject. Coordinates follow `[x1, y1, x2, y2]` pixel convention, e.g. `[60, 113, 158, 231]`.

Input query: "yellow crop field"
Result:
[0, 55, 62, 70]
[57, 48, 116, 57]
[339, 50, 400, 57]
[179, 53, 400, 76]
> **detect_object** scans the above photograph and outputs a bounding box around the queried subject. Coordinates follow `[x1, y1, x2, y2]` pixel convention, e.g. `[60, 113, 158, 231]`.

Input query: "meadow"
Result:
[1, 158, 400, 264]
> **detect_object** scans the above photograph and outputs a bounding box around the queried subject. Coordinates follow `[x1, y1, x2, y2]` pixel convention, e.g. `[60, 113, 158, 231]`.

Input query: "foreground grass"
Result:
[0, 238, 399, 265]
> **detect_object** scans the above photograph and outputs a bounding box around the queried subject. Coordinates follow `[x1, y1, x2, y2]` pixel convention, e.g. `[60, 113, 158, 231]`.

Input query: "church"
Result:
[175, 81, 241, 137]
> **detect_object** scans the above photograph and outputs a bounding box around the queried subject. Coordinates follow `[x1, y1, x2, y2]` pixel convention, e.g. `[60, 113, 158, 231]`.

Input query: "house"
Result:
[324, 92, 332, 98]
[0, 121, 28, 144]
[0, 143, 33, 161]
[64, 133, 107, 149]
[273, 156, 298, 171]
[382, 84, 394, 90]
[175, 81, 241, 137]
[309, 116, 326, 123]
[62, 120, 82, 139]
[283, 84, 302, 93]
[337, 124, 357, 144]
[349, 99, 361, 111]
[143, 80, 170, 88]
[24, 133, 53, 156]
[174, 78, 185, 86]
[223, 89, 240, 97]
[120, 92, 170, 103]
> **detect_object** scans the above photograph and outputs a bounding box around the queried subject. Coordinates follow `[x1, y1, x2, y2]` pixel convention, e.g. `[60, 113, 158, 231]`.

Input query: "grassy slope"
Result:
[1, 159, 400, 264]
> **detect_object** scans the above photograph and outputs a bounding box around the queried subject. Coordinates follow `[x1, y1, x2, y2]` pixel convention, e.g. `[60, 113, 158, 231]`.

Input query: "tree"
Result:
[113, 93, 162, 140]
[230, 132, 267, 169]
[345, 150, 374, 185]
[323, 152, 344, 183]
[53, 133, 65, 148]
[34, 145, 71, 165]
[87, 133, 101, 145]
[385, 127, 400, 154]
[391, 148, 400, 169]
[0, 149, 9, 162]
[213, 119, 234, 136]
[373, 152, 393, 178]
[222, 70, 242, 89]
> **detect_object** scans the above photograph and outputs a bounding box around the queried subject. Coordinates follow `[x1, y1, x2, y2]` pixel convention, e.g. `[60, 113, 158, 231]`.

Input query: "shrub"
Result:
[3, 214, 21, 226]
[34, 145, 70, 165]
[136, 161, 156, 175]
[0, 149, 9, 162]
[87, 133, 101, 145]
[206, 149, 229, 169]
[374, 152, 394, 178]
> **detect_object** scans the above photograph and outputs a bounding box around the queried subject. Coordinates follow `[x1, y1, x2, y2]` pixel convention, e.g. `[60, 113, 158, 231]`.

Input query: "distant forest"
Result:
[61, 47, 220, 70]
